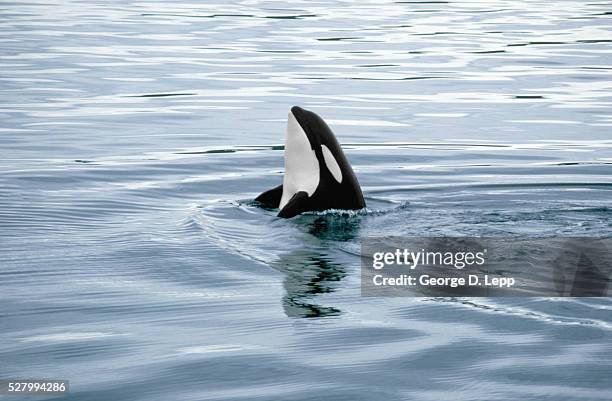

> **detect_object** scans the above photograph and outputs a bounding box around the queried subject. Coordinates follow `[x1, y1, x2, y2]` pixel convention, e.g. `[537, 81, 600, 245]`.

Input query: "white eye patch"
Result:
[321, 145, 342, 183]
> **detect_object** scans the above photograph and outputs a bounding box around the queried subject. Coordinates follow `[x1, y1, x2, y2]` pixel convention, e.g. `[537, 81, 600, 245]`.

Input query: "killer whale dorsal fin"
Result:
[255, 184, 283, 208]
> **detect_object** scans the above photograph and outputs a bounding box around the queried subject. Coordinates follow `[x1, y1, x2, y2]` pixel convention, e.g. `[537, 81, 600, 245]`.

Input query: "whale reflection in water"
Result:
[272, 215, 360, 318]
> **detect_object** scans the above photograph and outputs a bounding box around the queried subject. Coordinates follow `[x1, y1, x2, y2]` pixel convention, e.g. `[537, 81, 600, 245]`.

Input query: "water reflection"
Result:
[305, 214, 362, 241]
[272, 215, 361, 318]
[3, 0, 612, 398]
[274, 250, 345, 318]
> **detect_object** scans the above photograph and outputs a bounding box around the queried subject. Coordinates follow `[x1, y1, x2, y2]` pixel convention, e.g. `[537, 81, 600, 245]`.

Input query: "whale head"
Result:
[255, 106, 365, 217]
[279, 106, 362, 212]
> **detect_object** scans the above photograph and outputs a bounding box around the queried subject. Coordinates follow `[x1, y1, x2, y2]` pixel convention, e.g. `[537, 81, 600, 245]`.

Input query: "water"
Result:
[2, 0, 612, 399]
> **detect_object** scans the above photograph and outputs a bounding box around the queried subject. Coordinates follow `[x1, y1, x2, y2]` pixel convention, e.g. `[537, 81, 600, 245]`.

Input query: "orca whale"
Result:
[256, 106, 366, 218]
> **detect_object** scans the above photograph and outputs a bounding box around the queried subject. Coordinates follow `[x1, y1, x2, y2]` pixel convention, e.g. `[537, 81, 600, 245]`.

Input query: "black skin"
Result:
[255, 184, 283, 208]
[255, 106, 366, 218]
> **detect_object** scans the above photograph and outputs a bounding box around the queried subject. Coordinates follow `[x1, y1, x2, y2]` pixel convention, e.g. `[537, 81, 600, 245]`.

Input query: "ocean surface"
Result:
[1, 0, 612, 399]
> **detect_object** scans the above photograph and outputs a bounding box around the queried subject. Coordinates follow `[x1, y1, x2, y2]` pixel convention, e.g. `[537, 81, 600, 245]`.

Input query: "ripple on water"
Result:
[2, 0, 612, 399]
